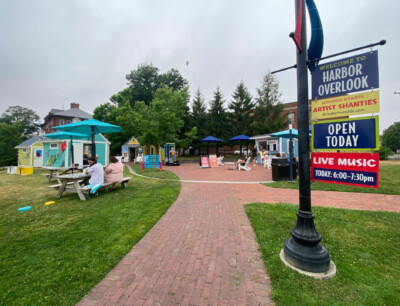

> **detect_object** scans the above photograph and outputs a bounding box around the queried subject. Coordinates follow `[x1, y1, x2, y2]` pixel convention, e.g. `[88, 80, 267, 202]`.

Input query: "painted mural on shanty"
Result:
[40, 134, 110, 167]
[15, 135, 47, 168]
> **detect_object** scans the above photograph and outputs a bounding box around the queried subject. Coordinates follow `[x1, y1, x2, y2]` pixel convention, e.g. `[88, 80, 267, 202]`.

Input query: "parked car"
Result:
[234, 149, 250, 155]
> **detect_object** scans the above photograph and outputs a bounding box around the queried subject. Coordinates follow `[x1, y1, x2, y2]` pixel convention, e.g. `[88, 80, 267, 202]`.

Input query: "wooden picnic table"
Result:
[225, 162, 236, 170]
[42, 166, 79, 183]
[56, 173, 89, 201]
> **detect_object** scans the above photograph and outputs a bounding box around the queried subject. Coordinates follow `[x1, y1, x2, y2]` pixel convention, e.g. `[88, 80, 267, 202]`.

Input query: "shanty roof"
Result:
[15, 135, 50, 148]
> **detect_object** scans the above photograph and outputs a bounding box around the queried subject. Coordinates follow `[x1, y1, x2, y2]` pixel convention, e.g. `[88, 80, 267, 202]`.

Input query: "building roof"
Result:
[15, 135, 50, 148]
[52, 108, 92, 119]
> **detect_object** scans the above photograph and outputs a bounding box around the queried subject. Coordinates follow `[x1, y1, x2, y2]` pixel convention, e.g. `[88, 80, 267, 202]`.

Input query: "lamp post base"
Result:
[280, 249, 336, 279]
[283, 237, 331, 273]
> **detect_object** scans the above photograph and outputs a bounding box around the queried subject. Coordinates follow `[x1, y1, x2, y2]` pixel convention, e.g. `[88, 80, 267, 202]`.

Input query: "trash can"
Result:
[271, 158, 290, 181]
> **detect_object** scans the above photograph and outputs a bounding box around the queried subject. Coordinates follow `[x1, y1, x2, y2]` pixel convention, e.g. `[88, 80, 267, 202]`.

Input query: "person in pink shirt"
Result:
[104, 156, 124, 189]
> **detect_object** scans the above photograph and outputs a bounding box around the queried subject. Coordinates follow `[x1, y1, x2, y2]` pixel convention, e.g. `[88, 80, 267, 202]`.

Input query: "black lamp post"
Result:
[282, 0, 331, 273]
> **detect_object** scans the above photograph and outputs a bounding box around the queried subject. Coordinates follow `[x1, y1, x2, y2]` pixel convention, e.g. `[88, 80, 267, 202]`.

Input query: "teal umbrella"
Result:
[270, 129, 300, 139]
[45, 131, 89, 167]
[53, 119, 122, 157]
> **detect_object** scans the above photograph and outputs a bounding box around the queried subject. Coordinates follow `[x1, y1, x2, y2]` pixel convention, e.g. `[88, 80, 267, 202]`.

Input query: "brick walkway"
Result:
[78, 164, 400, 306]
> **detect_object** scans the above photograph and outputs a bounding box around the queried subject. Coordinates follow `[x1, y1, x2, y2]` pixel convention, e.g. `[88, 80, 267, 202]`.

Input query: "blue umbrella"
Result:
[228, 134, 250, 141]
[200, 136, 223, 143]
[45, 131, 90, 167]
[229, 134, 251, 155]
[53, 119, 122, 157]
[200, 136, 223, 155]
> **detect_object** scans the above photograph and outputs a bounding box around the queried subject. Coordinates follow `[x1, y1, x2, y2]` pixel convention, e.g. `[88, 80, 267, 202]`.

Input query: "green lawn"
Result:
[0, 167, 180, 305]
[245, 203, 400, 305]
[265, 161, 400, 195]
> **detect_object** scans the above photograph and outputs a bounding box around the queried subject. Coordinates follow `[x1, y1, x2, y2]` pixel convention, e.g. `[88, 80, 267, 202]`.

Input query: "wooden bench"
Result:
[77, 177, 132, 194]
[47, 181, 81, 190]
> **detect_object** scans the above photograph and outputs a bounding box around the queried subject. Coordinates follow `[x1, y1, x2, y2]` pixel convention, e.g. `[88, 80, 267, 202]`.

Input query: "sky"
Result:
[1, 0, 399, 133]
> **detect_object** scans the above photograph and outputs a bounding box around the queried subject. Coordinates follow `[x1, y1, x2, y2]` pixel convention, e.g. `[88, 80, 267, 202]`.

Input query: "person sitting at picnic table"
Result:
[104, 156, 124, 189]
[82, 156, 104, 190]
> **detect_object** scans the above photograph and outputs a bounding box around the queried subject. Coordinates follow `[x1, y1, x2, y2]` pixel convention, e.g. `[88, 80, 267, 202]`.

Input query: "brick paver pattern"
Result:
[78, 163, 400, 306]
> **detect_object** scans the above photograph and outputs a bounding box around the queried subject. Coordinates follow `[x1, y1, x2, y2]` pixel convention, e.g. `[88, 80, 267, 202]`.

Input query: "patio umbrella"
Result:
[53, 119, 122, 157]
[228, 134, 250, 155]
[270, 129, 311, 139]
[44, 131, 89, 167]
[200, 136, 223, 155]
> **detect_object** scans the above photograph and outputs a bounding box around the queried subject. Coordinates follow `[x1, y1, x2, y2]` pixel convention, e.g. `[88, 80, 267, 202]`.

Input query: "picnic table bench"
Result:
[42, 166, 79, 183]
[77, 177, 132, 195]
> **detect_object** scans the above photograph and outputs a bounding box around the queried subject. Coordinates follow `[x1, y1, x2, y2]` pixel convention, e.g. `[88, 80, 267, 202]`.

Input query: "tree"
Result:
[117, 87, 194, 147]
[0, 106, 40, 137]
[158, 68, 188, 91]
[208, 86, 228, 139]
[0, 122, 23, 166]
[109, 88, 133, 107]
[191, 88, 208, 141]
[125, 64, 188, 108]
[253, 72, 286, 134]
[228, 81, 255, 136]
[382, 122, 400, 152]
[126, 63, 160, 107]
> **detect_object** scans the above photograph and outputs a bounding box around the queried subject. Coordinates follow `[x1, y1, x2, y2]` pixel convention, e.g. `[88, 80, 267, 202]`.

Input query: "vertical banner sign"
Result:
[209, 155, 218, 168]
[310, 51, 379, 100]
[200, 157, 209, 168]
[312, 116, 379, 150]
[311, 152, 379, 188]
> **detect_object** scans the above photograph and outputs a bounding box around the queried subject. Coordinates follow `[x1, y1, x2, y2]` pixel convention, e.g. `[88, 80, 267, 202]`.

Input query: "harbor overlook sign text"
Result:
[310, 51, 379, 99]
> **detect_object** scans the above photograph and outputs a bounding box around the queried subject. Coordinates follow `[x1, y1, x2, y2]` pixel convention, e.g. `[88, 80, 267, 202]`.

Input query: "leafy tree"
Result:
[158, 68, 188, 91]
[126, 63, 160, 107]
[109, 88, 133, 107]
[125, 64, 188, 108]
[208, 86, 228, 139]
[0, 122, 23, 166]
[191, 88, 208, 141]
[0, 106, 40, 137]
[253, 72, 286, 134]
[382, 122, 400, 152]
[228, 81, 255, 136]
[117, 87, 194, 147]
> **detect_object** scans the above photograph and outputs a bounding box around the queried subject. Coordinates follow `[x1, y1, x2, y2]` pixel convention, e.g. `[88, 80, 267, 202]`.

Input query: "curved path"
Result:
[79, 164, 400, 306]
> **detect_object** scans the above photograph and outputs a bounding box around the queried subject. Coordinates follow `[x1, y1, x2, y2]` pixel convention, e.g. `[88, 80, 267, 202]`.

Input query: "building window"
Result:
[267, 141, 278, 151]
[66, 120, 71, 124]
[50, 143, 58, 149]
[72, 118, 80, 123]
[60, 119, 64, 125]
[22, 149, 27, 153]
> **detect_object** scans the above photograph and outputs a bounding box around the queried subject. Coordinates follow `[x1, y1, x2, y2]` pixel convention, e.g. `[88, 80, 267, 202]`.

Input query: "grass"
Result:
[245, 203, 400, 305]
[265, 161, 400, 195]
[0, 167, 180, 305]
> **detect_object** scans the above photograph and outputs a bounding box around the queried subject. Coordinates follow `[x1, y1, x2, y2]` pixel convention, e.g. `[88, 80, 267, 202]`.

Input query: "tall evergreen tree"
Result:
[228, 81, 255, 136]
[208, 86, 227, 139]
[253, 72, 286, 134]
[191, 88, 208, 141]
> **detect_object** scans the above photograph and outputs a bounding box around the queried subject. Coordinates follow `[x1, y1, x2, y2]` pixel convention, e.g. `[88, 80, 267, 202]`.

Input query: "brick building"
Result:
[42, 103, 92, 134]
[281, 100, 312, 130]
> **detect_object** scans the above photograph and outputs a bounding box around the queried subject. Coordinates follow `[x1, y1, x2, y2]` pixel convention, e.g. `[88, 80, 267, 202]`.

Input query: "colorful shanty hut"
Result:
[121, 137, 143, 162]
[41, 134, 110, 167]
[15, 135, 48, 168]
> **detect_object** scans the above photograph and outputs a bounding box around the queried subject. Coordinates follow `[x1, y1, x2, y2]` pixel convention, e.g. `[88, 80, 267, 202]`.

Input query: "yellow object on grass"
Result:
[45, 201, 55, 206]
[16, 167, 33, 175]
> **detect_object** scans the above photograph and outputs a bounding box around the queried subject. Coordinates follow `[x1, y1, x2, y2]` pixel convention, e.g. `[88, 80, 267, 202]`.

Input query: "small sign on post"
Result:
[311, 152, 379, 188]
[312, 116, 379, 150]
